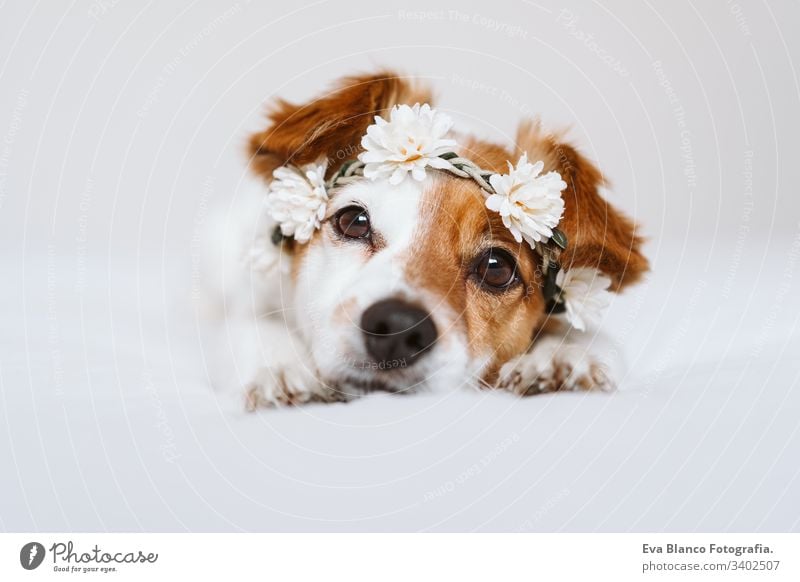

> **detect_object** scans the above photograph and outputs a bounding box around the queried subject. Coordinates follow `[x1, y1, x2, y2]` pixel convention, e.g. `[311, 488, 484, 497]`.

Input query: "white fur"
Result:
[496, 324, 622, 394]
[293, 177, 474, 399]
[197, 179, 312, 402]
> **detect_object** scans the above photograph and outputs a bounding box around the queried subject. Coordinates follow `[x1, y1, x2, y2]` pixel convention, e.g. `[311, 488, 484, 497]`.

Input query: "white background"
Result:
[0, 0, 799, 531]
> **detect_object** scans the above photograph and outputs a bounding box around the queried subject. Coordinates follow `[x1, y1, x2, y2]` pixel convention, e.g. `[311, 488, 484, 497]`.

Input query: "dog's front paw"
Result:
[496, 337, 614, 396]
[244, 365, 322, 410]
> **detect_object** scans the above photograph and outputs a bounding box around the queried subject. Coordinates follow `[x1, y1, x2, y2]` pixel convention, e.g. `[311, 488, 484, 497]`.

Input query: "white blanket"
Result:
[1, 235, 798, 532]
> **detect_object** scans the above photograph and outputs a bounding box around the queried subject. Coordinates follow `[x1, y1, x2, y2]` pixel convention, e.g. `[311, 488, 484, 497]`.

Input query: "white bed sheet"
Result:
[1, 235, 798, 532]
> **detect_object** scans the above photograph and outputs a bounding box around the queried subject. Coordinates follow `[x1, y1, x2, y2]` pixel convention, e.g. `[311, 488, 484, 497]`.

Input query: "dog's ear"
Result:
[516, 120, 648, 291]
[248, 71, 433, 179]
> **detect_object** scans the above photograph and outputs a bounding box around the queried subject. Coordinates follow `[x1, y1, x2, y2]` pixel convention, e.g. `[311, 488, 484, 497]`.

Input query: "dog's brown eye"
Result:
[334, 206, 371, 239]
[473, 248, 519, 290]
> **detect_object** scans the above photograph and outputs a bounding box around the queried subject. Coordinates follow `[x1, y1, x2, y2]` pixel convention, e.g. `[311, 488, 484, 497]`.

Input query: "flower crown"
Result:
[263, 103, 612, 331]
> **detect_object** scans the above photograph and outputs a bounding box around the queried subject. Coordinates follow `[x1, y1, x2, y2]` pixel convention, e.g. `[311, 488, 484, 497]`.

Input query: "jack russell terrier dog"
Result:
[200, 71, 648, 409]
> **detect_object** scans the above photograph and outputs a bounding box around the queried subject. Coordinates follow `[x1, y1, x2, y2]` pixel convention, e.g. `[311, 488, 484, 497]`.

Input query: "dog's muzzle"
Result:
[360, 299, 438, 369]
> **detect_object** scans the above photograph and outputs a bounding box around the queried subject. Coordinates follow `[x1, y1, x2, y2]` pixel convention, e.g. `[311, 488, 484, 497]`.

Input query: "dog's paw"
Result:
[244, 365, 321, 410]
[496, 337, 615, 396]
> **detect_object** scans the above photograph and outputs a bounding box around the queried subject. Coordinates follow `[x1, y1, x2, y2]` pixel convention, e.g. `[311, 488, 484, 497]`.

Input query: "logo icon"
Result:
[20, 542, 46, 570]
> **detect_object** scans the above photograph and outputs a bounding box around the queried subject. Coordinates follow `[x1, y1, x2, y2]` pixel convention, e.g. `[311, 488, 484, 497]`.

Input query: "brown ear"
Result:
[248, 71, 433, 179]
[516, 120, 648, 291]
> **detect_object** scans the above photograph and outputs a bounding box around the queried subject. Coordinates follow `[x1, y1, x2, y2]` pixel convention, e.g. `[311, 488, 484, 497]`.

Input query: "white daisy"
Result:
[555, 267, 613, 331]
[265, 160, 328, 243]
[358, 103, 457, 185]
[485, 153, 566, 248]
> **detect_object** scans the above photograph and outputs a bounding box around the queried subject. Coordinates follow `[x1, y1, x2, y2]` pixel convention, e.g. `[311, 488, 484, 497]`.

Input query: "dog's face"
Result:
[292, 171, 543, 396]
[249, 72, 647, 396]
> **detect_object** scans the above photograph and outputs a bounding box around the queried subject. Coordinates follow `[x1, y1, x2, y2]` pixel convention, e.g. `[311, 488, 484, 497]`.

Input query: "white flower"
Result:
[555, 267, 613, 331]
[358, 103, 457, 185]
[266, 160, 328, 243]
[485, 153, 566, 248]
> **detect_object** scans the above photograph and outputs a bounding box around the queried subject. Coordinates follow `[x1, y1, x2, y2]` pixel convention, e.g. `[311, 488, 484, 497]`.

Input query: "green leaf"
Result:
[439, 151, 459, 160]
[551, 228, 568, 250]
[542, 262, 561, 301]
[336, 160, 355, 178]
[271, 226, 284, 246]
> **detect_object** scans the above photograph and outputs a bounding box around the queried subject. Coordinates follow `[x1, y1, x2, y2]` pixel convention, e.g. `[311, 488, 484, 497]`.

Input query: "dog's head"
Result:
[248, 71, 647, 396]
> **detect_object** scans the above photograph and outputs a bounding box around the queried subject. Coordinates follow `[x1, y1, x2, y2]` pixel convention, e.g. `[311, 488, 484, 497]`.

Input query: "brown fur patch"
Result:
[405, 173, 545, 383]
[404, 129, 649, 382]
[248, 71, 432, 180]
[515, 120, 649, 290]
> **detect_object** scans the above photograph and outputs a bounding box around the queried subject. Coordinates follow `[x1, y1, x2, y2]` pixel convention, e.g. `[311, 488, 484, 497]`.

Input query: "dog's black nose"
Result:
[360, 299, 437, 368]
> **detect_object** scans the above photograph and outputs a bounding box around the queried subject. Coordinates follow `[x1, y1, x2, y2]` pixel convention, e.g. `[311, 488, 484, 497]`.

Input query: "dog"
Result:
[201, 71, 648, 409]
